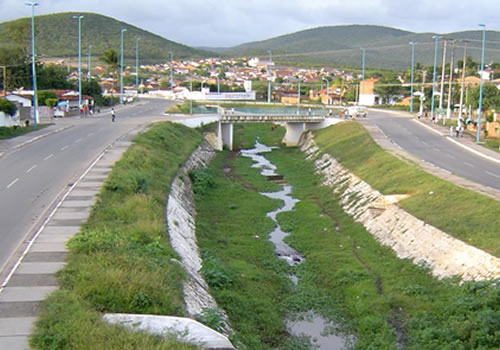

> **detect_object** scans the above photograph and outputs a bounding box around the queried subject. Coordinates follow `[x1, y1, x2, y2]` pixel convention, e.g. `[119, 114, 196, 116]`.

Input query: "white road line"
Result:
[486, 171, 500, 179]
[445, 154, 456, 159]
[74, 138, 82, 143]
[392, 142, 403, 150]
[464, 162, 474, 168]
[44, 154, 54, 161]
[411, 119, 445, 136]
[87, 133, 94, 137]
[7, 178, 19, 189]
[26, 165, 37, 173]
[61, 145, 69, 151]
[433, 147, 440, 152]
[421, 141, 429, 146]
[446, 137, 500, 164]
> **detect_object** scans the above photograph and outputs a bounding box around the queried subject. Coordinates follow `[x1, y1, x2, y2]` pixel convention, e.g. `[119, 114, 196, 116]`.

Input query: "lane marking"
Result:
[44, 154, 54, 161]
[392, 142, 403, 150]
[26, 165, 37, 173]
[445, 137, 500, 164]
[421, 141, 429, 146]
[433, 147, 440, 152]
[411, 119, 445, 136]
[74, 138, 82, 143]
[445, 154, 456, 159]
[87, 133, 94, 137]
[60, 145, 69, 151]
[464, 162, 473, 168]
[486, 171, 500, 179]
[6, 178, 19, 189]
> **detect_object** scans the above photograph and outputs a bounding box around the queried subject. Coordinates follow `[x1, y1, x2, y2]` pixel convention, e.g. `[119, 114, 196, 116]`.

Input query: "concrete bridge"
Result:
[216, 112, 329, 150]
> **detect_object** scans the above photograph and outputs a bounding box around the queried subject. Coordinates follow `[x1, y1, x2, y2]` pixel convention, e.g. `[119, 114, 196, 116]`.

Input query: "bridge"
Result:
[216, 112, 329, 150]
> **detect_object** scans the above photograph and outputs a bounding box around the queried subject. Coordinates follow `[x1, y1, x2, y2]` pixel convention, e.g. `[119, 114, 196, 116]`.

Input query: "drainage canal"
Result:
[241, 141, 352, 350]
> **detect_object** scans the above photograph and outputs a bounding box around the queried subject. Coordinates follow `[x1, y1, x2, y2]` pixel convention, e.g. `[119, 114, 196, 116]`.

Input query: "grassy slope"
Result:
[0, 124, 49, 140]
[31, 122, 202, 349]
[0, 12, 212, 63]
[313, 122, 500, 257]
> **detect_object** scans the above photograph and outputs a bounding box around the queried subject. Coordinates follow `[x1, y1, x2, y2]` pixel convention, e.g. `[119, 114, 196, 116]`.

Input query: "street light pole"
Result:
[322, 77, 329, 105]
[458, 40, 469, 122]
[446, 40, 456, 120]
[120, 28, 127, 104]
[72, 15, 84, 112]
[26, 2, 39, 128]
[267, 50, 272, 103]
[439, 39, 448, 110]
[87, 44, 92, 82]
[477, 24, 486, 143]
[169, 52, 174, 89]
[431, 35, 442, 121]
[135, 37, 140, 92]
[409, 41, 416, 113]
[360, 47, 366, 106]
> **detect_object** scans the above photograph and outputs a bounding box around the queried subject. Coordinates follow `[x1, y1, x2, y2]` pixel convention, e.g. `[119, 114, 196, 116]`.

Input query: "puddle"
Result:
[241, 141, 353, 350]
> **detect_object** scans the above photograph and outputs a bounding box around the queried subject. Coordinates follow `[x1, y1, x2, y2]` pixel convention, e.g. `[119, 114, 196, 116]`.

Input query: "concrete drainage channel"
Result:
[241, 142, 353, 350]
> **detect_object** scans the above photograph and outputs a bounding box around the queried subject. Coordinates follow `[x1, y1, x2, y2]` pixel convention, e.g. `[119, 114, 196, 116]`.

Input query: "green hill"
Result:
[214, 25, 500, 70]
[0, 12, 213, 64]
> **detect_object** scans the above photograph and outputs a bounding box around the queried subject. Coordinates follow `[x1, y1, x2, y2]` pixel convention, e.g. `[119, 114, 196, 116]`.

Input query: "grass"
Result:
[0, 124, 49, 139]
[313, 122, 500, 257]
[30, 122, 204, 350]
[484, 137, 500, 152]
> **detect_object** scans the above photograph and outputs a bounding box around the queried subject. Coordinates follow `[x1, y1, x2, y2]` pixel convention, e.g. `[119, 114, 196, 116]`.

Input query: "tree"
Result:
[0, 20, 32, 91]
[0, 98, 17, 116]
[101, 49, 118, 93]
[38, 64, 73, 90]
[37, 91, 57, 106]
[82, 79, 103, 100]
[374, 72, 403, 104]
[469, 84, 500, 111]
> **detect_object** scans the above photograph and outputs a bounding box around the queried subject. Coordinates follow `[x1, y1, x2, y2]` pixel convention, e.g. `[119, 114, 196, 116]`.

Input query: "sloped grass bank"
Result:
[266, 145, 500, 349]
[30, 122, 203, 350]
[0, 124, 49, 139]
[313, 122, 500, 257]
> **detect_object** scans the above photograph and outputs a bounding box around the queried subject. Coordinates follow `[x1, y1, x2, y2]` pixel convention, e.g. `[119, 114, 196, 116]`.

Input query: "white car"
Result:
[344, 106, 368, 118]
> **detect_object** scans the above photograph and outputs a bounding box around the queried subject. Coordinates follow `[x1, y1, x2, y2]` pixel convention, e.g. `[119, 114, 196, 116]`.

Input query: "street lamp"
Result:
[477, 24, 486, 143]
[135, 37, 140, 92]
[87, 44, 92, 82]
[72, 15, 84, 112]
[409, 41, 417, 113]
[458, 40, 470, 122]
[25, 2, 39, 128]
[267, 50, 272, 103]
[322, 77, 329, 105]
[297, 79, 301, 113]
[120, 28, 127, 104]
[169, 52, 174, 89]
[430, 35, 442, 121]
[446, 40, 456, 120]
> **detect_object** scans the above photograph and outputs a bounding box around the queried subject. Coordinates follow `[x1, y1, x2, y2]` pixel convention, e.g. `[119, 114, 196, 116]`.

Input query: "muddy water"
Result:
[241, 141, 352, 350]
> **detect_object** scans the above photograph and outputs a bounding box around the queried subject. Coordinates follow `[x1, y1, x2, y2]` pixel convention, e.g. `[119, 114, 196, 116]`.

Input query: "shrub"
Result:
[0, 98, 17, 116]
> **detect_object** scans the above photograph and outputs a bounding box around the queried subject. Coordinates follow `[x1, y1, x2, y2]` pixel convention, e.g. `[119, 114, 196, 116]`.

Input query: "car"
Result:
[344, 106, 368, 118]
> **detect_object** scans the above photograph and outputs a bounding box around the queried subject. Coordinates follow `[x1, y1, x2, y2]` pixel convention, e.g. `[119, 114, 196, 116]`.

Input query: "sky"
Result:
[0, 0, 498, 47]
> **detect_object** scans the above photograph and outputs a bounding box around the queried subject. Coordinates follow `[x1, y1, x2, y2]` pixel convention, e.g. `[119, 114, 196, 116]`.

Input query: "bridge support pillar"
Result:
[284, 122, 306, 146]
[217, 122, 234, 151]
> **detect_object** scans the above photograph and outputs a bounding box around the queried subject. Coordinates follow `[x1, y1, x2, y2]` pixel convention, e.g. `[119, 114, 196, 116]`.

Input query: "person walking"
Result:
[111, 108, 116, 122]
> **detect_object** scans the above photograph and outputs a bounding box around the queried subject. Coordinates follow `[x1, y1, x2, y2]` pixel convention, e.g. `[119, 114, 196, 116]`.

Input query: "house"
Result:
[359, 78, 380, 106]
[273, 90, 300, 104]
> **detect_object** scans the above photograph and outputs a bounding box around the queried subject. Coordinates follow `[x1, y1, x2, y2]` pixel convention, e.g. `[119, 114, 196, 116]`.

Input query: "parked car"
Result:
[344, 106, 368, 118]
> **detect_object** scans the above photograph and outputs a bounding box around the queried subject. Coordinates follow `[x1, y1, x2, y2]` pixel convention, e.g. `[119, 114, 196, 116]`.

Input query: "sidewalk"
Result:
[0, 128, 139, 349]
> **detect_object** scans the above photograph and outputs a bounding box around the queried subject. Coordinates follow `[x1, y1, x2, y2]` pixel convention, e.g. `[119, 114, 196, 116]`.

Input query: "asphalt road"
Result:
[360, 109, 500, 191]
[0, 98, 173, 278]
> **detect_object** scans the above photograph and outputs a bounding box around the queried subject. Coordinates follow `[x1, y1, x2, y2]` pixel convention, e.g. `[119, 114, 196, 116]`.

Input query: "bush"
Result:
[0, 98, 17, 116]
[189, 168, 216, 195]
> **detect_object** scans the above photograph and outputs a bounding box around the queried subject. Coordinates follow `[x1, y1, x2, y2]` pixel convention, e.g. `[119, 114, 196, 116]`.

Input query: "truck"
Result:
[344, 106, 368, 118]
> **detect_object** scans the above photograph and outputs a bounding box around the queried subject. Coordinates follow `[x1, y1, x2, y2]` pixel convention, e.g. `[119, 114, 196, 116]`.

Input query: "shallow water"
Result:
[240, 141, 351, 350]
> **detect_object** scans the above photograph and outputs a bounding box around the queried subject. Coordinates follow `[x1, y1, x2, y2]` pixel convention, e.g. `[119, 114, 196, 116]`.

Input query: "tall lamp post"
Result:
[26, 2, 39, 128]
[87, 44, 92, 82]
[446, 40, 456, 120]
[430, 35, 442, 121]
[409, 41, 417, 113]
[322, 77, 329, 105]
[120, 28, 127, 104]
[477, 24, 486, 143]
[267, 50, 272, 103]
[458, 40, 469, 122]
[169, 52, 174, 89]
[135, 37, 140, 92]
[72, 15, 84, 112]
[360, 48, 366, 105]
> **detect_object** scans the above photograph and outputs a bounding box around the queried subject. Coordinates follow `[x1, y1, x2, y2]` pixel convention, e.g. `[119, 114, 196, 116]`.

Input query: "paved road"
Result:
[0, 99, 173, 280]
[360, 109, 500, 191]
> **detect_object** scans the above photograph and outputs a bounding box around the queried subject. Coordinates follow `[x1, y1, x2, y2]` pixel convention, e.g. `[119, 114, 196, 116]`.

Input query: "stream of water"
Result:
[241, 141, 351, 350]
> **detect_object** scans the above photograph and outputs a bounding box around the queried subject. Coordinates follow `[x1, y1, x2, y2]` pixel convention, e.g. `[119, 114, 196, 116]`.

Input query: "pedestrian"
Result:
[450, 125, 454, 137]
[455, 125, 460, 137]
[460, 125, 464, 137]
[111, 108, 116, 122]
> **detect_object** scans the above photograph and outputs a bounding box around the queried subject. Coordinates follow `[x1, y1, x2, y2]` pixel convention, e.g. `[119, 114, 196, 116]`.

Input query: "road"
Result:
[0, 98, 173, 279]
[360, 109, 500, 191]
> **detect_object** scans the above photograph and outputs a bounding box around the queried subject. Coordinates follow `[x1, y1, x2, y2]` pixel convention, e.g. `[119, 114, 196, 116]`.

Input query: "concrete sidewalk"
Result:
[0, 132, 134, 349]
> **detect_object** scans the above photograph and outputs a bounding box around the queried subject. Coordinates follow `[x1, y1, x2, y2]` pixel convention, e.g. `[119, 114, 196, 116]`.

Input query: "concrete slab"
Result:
[51, 210, 89, 220]
[0, 301, 40, 317]
[60, 200, 95, 207]
[47, 219, 85, 227]
[0, 317, 36, 336]
[16, 262, 65, 274]
[62, 195, 94, 201]
[8, 274, 58, 287]
[36, 234, 75, 243]
[0, 335, 30, 350]
[0, 286, 57, 302]
[23, 252, 67, 262]
[30, 242, 67, 253]
[69, 189, 99, 197]
[41, 226, 80, 236]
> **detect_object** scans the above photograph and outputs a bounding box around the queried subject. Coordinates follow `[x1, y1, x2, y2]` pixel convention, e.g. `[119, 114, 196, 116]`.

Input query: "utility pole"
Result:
[409, 41, 417, 113]
[360, 48, 366, 106]
[120, 28, 127, 104]
[430, 35, 442, 121]
[26, 2, 39, 128]
[446, 40, 456, 121]
[169, 52, 174, 89]
[439, 39, 448, 110]
[476, 24, 486, 143]
[297, 79, 301, 113]
[267, 50, 272, 103]
[87, 44, 92, 82]
[189, 77, 192, 115]
[1, 66, 6, 96]
[72, 15, 84, 112]
[458, 40, 469, 123]
[135, 37, 140, 92]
